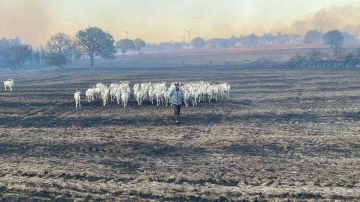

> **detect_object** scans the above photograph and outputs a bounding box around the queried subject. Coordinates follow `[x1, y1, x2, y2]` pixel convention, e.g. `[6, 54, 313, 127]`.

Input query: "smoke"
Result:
[279, 5, 360, 36]
[0, 0, 54, 45]
[2, 2, 360, 45]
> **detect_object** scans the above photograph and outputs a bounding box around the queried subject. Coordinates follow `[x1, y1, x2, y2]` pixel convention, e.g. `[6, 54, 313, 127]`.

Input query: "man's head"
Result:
[175, 82, 180, 90]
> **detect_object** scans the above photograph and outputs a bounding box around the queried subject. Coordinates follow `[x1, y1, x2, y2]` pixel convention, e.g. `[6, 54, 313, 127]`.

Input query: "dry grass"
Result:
[0, 64, 360, 201]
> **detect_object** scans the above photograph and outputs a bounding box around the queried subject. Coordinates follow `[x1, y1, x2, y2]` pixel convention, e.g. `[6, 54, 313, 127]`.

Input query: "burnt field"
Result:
[0, 65, 360, 201]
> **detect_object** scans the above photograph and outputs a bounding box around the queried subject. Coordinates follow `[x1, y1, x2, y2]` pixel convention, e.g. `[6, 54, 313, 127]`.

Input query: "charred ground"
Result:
[0, 62, 359, 201]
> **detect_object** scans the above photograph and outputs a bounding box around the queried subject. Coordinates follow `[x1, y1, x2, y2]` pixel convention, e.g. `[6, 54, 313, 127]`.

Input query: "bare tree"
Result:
[40, 45, 46, 65]
[46, 33, 73, 58]
[32, 47, 41, 67]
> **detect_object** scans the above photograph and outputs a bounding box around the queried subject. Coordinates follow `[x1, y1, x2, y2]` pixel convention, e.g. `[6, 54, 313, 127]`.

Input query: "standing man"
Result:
[169, 82, 184, 124]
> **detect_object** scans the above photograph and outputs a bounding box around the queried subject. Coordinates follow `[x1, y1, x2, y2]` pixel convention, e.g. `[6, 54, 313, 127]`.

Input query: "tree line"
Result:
[243, 30, 360, 70]
[0, 26, 146, 70]
[0, 26, 358, 70]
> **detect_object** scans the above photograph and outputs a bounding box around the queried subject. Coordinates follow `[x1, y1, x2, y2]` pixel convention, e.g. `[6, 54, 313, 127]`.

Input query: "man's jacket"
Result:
[169, 88, 184, 105]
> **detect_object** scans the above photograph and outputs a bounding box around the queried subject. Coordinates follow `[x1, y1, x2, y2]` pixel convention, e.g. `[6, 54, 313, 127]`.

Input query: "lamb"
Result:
[4, 79, 14, 91]
[136, 90, 144, 105]
[115, 90, 121, 105]
[74, 90, 81, 108]
[101, 86, 110, 106]
[121, 92, 128, 107]
[109, 86, 117, 102]
[85, 88, 94, 102]
[148, 88, 155, 104]
[92, 86, 101, 99]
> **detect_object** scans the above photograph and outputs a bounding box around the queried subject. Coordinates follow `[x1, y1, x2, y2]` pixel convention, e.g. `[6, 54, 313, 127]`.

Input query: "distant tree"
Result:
[171, 42, 182, 51]
[32, 47, 41, 67]
[323, 30, 344, 52]
[40, 45, 46, 64]
[304, 30, 322, 44]
[46, 32, 73, 59]
[191, 37, 205, 48]
[0, 38, 22, 69]
[45, 52, 68, 68]
[44, 53, 66, 68]
[134, 38, 146, 54]
[116, 39, 135, 56]
[261, 33, 277, 44]
[4, 44, 32, 70]
[206, 39, 218, 48]
[342, 32, 358, 44]
[75, 26, 117, 68]
[243, 33, 260, 46]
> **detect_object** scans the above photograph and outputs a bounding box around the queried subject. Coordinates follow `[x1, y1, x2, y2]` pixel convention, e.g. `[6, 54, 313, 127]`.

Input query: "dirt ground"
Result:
[0, 65, 359, 201]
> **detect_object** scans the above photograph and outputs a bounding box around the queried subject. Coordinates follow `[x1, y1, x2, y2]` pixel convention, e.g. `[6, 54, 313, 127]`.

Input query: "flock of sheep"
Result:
[3, 79, 231, 108]
[77, 81, 231, 108]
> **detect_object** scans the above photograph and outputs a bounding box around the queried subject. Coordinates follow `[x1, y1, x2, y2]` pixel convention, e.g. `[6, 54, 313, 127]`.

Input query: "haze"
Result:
[1, 0, 360, 45]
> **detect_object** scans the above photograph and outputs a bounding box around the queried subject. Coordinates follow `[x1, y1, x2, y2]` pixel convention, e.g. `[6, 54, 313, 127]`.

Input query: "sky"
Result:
[1, 0, 360, 46]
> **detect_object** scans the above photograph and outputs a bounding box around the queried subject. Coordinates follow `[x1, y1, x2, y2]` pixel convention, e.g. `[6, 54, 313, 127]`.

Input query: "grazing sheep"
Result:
[74, 90, 81, 108]
[4, 79, 14, 91]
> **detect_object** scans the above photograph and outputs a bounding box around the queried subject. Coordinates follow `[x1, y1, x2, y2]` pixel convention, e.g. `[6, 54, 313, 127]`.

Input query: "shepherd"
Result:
[169, 82, 184, 124]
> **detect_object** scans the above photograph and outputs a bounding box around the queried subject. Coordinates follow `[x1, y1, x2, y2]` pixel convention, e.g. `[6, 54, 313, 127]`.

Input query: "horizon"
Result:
[1, 0, 360, 46]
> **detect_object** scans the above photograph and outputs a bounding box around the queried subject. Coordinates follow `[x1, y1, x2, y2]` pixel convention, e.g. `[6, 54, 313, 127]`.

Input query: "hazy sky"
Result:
[1, 0, 360, 45]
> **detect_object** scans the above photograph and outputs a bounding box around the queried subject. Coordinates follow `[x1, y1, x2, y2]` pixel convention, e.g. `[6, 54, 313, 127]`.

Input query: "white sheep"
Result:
[85, 88, 94, 102]
[121, 92, 128, 107]
[136, 90, 144, 105]
[101, 87, 110, 106]
[74, 90, 81, 108]
[4, 79, 14, 91]
[92, 86, 101, 99]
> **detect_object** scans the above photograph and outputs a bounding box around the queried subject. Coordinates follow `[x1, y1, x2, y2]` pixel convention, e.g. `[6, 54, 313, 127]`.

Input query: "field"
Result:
[1, 49, 360, 201]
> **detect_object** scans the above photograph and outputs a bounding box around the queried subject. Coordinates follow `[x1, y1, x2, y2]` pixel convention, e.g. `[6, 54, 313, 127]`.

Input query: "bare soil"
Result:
[0, 66, 359, 201]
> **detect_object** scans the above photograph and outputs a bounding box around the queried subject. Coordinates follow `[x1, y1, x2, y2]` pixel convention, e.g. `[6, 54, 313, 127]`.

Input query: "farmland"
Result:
[0, 48, 360, 201]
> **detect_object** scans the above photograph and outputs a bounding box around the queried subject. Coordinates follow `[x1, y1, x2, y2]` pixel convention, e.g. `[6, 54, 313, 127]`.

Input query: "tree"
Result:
[171, 42, 182, 51]
[116, 39, 135, 56]
[4, 44, 32, 70]
[46, 32, 73, 59]
[342, 32, 358, 44]
[323, 30, 344, 52]
[304, 30, 322, 44]
[75, 26, 117, 68]
[45, 52, 68, 68]
[191, 37, 205, 48]
[32, 47, 41, 67]
[134, 38, 146, 54]
[0, 38, 22, 69]
[40, 45, 46, 65]
[243, 33, 260, 46]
